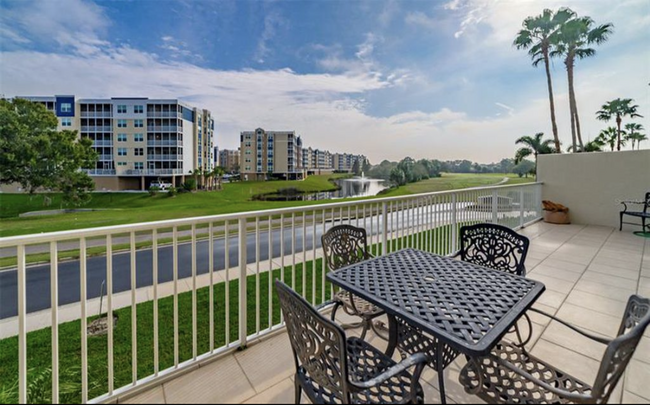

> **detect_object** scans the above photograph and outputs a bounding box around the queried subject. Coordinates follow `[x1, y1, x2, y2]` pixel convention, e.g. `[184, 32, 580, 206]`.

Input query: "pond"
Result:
[256, 177, 389, 201]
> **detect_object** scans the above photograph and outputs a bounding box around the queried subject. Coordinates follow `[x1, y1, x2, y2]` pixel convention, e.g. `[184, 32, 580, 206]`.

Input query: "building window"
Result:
[117, 133, 127, 142]
[134, 162, 144, 170]
[134, 133, 144, 142]
[117, 162, 127, 166]
[134, 105, 144, 114]
[61, 118, 72, 127]
[117, 119, 127, 128]
[134, 148, 144, 156]
[60, 103, 72, 113]
[117, 105, 127, 114]
[134, 119, 144, 128]
[118, 148, 127, 156]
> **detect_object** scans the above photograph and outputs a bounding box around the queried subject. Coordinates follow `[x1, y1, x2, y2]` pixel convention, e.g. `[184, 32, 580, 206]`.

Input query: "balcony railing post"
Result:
[451, 193, 458, 253]
[238, 218, 248, 349]
[491, 189, 498, 224]
[519, 188, 525, 228]
[381, 202, 388, 256]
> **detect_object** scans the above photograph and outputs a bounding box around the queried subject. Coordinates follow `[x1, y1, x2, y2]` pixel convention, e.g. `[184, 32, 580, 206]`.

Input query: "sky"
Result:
[0, 0, 648, 164]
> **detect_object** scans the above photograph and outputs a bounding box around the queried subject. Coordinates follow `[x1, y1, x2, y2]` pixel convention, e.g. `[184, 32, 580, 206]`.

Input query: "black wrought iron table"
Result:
[326, 248, 546, 404]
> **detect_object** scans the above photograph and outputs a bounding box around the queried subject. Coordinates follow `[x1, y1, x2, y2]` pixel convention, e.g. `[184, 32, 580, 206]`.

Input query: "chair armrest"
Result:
[315, 300, 336, 312]
[446, 250, 461, 259]
[528, 308, 611, 345]
[348, 353, 427, 391]
[487, 356, 593, 403]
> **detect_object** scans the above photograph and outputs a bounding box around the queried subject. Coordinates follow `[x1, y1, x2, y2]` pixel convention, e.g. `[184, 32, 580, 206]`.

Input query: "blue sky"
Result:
[1, 0, 648, 162]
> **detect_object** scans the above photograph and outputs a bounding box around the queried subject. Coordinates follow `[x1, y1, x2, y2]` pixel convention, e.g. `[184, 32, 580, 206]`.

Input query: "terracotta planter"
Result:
[543, 210, 571, 225]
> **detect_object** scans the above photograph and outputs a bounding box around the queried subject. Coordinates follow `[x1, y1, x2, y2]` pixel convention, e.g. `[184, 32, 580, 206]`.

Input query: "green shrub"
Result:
[167, 186, 177, 197]
[182, 178, 196, 191]
[148, 186, 160, 196]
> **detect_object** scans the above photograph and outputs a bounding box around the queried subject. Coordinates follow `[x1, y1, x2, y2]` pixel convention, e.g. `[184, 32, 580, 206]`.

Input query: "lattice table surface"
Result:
[327, 249, 545, 356]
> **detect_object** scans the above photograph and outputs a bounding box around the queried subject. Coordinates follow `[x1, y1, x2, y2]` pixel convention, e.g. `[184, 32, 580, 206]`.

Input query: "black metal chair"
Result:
[322, 225, 386, 340]
[620, 192, 650, 234]
[449, 222, 533, 348]
[449, 223, 530, 277]
[276, 280, 428, 404]
[459, 295, 650, 404]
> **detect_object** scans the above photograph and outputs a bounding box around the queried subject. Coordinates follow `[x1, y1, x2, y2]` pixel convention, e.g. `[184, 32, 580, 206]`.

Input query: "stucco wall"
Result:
[537, 150, 650, 229]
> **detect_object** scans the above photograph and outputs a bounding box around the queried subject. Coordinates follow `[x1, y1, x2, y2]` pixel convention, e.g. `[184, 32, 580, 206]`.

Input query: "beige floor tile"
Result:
[592, 256, 643, 271]
[548, 252, 593, 265]
[625, 360, 650, 400]
[121, 385, 166, 404]
[555, 303, 622, 338]
[528, 303, 558, 327]
[574, 280, 636, 303]
[586, 264, 640, 281]
[580, 272, 639, 291]
[530, 264, 583, 282]
[542, 258, 587, 273]
[622, 390, 650, 404]
[639, 277, 650, 290]
[163, 355, 255, 404]
[536, 289, 567, 309]
[242, 378, 296, 404]
[530, 339, 601, 384]
[235, 332, 295, 394]
[565, 290, 628, 318]
[540, 321, 608, 361]
[527, 273, 574, 294]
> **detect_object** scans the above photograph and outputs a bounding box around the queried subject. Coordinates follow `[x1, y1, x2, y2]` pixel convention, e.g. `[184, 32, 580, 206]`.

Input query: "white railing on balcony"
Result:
[0, 182, 542, 404]
[84, 169, 117, 175]
[146, 140, 183, 147]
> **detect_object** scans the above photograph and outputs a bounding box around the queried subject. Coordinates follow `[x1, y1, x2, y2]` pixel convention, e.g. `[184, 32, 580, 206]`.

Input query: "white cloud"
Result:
[404, 12, 438, 30]
[255, 11, 286, 64]
[495, 102, 514, 116]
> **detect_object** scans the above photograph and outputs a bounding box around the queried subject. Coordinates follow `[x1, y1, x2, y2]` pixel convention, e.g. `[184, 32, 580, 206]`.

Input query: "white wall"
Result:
[537, 150, 650, 229]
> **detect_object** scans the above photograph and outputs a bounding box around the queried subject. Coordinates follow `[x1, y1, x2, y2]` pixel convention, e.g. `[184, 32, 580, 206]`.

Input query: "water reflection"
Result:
[257, 178, 388, 201]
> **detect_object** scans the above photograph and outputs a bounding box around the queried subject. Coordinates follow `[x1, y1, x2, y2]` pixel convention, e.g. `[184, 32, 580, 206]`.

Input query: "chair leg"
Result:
[359, 319, 370, 340]
[330, 301, 341, 322]
[294, 379, 302, 404]
[620, 212, 624, 231]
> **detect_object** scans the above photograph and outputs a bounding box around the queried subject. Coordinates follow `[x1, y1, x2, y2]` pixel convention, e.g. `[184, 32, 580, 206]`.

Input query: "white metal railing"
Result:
[0, 182, 542, 404]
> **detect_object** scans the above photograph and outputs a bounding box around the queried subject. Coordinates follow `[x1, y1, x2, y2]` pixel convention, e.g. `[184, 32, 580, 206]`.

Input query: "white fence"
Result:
[0, 182, 542, 404]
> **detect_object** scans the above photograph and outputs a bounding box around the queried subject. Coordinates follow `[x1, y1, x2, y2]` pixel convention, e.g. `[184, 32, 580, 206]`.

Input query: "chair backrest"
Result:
[458, 223, 530, 276]
[321, 225, 370, 271]
[591, 295, 650, 404]
[275, 280, 350, 403]
[644, 192, 650, 214]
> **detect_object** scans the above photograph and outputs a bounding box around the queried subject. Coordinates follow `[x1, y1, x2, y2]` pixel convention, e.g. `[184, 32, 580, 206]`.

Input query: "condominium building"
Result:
[218, 148, 241, 173]
[19, 95, 215, 190]
[333, 153, 366, 172]
[240, 128, 304, 181]
[302, 147, 333, 172]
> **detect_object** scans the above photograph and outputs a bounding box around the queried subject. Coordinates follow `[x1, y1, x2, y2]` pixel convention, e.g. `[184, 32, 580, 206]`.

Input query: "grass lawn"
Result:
[0, 225, 464, 404]
[0, 175, 349, 237]
[0, 173, 534, 238]
[381, 173, 535, 197]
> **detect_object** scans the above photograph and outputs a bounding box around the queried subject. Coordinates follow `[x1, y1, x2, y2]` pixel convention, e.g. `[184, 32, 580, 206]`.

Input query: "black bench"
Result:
[620, 192, 650, 233]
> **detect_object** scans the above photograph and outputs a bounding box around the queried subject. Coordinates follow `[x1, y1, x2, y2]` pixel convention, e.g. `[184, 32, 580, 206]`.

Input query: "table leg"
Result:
[437, 341, 447, 405]
[385, 315, 398, 358]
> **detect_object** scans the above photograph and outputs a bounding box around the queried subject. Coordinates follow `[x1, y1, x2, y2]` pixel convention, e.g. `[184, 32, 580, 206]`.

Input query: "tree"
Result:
[361, 158, 372, 175]
[0, 98, 97, 205]
[595, 127, 623, 151]
[596, 98, 643, 151]
[567, 139, 604, 152]
[212, 166, 226, 190]
[624, 123, 645, 150]
[551, 15, 613, 151]
[636, 134, 648, 150]
[514, 8, 574, 153]
[389, 167, 406, 186]
[513, 160, 536, 178]
[351, 159, 361, 176]
[514, 132, 555, 177]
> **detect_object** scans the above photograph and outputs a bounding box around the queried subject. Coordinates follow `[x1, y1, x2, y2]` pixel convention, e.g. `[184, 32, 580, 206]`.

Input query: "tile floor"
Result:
[119, 222, 650, 404]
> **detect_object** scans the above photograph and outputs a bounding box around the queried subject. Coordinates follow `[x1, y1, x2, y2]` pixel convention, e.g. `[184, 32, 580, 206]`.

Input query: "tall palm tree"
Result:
[514, 8, 574, 153]
[514, 132, 555, 178]
[595, 127, 624, 151]
[596, 98, 643, 151]
[551, 15, 613, 151]
[637, 134, 648, 150]
[213, 166, 226, 190]
[567, 139, 604, 152]
[624, 123, 644, 150]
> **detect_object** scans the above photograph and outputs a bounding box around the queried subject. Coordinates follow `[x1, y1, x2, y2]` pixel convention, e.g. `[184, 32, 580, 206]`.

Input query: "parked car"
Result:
[150, 181, 173, 191]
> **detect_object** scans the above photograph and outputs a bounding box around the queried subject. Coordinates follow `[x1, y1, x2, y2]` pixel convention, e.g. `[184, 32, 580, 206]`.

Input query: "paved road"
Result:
[0, 203, 490, 320]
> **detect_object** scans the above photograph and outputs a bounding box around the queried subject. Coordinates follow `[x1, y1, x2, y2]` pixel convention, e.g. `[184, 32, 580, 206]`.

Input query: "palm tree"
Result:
[637, 134, 648, 150]
[595, 127, 625, 151]
[596, 98, 643, 151]
[551, 15, 613, 151]
[567, 139, 604, 152]
[213, 166, 226, 190]
[624, 123, 644, 150]
[514, 132, 555, 178]
[514, 8, 574, 153]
